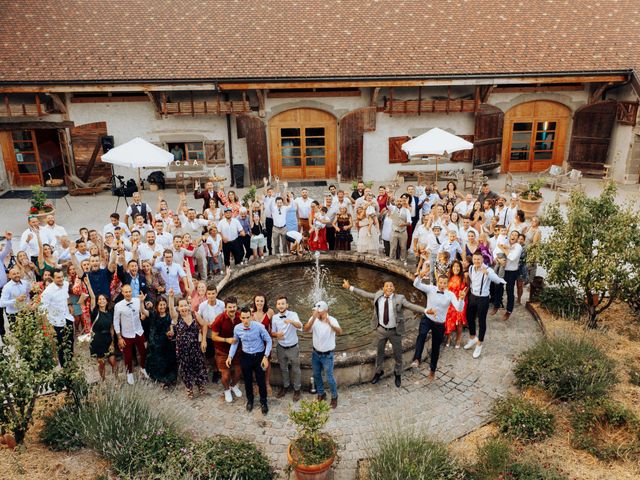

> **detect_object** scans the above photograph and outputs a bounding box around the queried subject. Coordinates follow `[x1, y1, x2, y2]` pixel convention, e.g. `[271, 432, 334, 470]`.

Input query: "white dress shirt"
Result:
[40, 224, 68, 248]
[178, 213, 209, 238]
[468, 265, 506, 296]
[41, 281, 73, 327]
[504, 242, 523, 271]
[198, 299, 225, 325]
[217, 218, 243, 242]
[495, 206, 513, 227]
[413, 277, 464, 324]
[153, 262, 186, 292]
[137, 241, 163, 262]
[0, 279, 31, 314]
[103, 222, 131, 237]
[113, 297, 144, 338]
[271, 310, 301, 347]
[155, 232, 174, 250]
[454, 201, 474, 217]
[272, 204, 290, 228]
[263, 194, 276, 218]
[20, 228, 39, 258]
[294, 197, 314, 219]
[311, 315, 340, 352]
[376, 294, 397, 328]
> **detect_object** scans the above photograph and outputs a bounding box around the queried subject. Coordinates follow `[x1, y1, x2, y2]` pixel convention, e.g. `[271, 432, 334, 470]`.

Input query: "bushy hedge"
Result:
[41, 385, 274, 480]
[538, 286, 587, 320]
[513, 337, 617, 401]
[493, 396, 555, 443]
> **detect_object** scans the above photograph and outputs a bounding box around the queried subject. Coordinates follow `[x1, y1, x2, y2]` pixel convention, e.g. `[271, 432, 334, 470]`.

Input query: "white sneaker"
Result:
[473, 345, 483, 359]
[140, 368, 150, 379]
[224, 389, 233, 403]
[410, 360, 419, 369]
[463, 338, 478, 350]
[231, 384, 243, 398]
[127, 373, 135, 385]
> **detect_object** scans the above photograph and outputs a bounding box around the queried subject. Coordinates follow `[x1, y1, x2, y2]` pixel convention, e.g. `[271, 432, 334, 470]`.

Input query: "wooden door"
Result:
[502, 101, 570, 173]
[70, 122, 110, 182]
[268, 108, 337, 180]
[0, 129, 43, 186]
[237, 115, 268, 184]
[472, 104, 504, 168]
[568, 101, 617, 173]
[339, 107, 376, 181]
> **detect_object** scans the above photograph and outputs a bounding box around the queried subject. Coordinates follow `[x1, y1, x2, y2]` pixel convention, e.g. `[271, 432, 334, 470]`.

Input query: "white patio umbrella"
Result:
[102, 137, 174, 187]
[401, 127, 474, 183]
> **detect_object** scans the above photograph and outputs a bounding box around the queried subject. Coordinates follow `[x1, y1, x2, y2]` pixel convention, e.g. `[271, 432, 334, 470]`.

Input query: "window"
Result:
[280, 129, 301, 167]
[279, 127, 327, 169]
[12, 130, 39, 174]
[509, 121, 557, 162]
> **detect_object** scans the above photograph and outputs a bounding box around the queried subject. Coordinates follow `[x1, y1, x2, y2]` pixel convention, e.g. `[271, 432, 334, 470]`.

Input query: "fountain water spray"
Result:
[308, 251, 331, 306]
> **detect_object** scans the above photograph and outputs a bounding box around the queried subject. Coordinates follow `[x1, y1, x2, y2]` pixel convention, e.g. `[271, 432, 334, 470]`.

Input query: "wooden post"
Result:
[474, 86, 480, 113]
[418, 86, 422, 116]
[4, 95, 11, 117]
[389, 88, 394, 117]
[35, 94, 42, 116]
[190, 91, 195, 117]
[161, 92, 167, 116]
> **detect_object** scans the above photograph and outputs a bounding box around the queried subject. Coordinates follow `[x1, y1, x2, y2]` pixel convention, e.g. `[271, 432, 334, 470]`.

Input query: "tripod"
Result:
[111, 175, 129, 212]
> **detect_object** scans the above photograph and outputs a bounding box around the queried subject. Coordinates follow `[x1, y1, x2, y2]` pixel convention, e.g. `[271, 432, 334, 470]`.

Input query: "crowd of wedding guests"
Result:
[0, 176, 541, 413]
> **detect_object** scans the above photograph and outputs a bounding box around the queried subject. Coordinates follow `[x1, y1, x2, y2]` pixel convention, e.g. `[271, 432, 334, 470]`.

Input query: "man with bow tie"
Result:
[411, 272, 467, 381]
[271, 295, 303, 401]
[343, 279, 424, 387]
[124, 191, 153, 227]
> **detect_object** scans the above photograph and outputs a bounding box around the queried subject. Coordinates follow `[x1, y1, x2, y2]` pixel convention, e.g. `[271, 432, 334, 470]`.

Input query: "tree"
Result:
[531, 182, 640, 329]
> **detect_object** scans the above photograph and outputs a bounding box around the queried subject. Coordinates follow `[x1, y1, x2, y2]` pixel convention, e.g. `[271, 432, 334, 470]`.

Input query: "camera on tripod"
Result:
[111, 174, 137, 198]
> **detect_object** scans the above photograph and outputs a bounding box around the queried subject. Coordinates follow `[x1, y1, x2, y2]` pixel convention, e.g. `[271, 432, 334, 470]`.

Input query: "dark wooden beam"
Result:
[255, 89, 266, 117]
[589, 83, 611, 104]
[474, 86, 480, 113]
[80, 139, 102, 183]
[47, 93, 68, 115]
[418, 86, 422, 115]
[481, 85, 495, 103]
[144, 91, 163, 118]
[493, 84, 584, 93]
[370, 87, 381, 107]
[0, 120, 74, 130]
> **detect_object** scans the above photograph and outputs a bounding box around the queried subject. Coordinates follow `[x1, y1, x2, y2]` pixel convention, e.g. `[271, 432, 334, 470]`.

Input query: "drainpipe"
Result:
[224, 90, 235, 187]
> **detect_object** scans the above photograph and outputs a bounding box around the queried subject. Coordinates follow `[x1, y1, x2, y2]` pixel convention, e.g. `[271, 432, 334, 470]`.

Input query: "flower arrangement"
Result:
[29, 185, 54, 214]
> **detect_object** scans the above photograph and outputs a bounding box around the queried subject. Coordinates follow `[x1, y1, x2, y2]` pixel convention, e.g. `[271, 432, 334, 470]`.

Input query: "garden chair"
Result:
[555, 168, 583, 200]
[538, 165, 565, 190]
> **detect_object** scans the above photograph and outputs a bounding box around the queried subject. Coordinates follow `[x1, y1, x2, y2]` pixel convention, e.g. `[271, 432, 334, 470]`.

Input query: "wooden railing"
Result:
[162, 98, 251, 116]
[1, 95, 47, 117]
[382, 99, 477, 115]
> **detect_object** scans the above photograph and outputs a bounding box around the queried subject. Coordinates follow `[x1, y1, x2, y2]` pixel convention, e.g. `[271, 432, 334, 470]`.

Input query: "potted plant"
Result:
[518, 178, 545, 217]
[287, 399, 337, 480]
[28, 185, 55, 222]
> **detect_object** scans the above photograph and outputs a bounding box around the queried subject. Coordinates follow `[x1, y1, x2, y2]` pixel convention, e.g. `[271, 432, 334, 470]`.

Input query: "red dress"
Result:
[445, 275, 467, 335]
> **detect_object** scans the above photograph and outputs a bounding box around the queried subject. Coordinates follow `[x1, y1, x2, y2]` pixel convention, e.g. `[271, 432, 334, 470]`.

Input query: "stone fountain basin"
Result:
[217, 251, 424, 387]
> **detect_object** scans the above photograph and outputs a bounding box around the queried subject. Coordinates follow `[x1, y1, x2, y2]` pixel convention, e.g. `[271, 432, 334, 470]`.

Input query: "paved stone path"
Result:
[97, 303, 540, 479]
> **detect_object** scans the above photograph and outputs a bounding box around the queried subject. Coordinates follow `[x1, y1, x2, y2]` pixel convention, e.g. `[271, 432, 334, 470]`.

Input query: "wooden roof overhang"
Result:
[0, 71, 632, 93]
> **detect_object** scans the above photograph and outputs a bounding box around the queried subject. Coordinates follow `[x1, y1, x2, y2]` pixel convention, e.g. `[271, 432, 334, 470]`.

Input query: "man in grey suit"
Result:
[342, 279, 423, 387]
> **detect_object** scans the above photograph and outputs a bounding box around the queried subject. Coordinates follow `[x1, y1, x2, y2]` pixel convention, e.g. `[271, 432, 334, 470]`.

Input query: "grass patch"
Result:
[570, 399, 640, 461]
[368, 426, 464, 480]
[493, 396, 555, 443]
[513, 336, 617, 401]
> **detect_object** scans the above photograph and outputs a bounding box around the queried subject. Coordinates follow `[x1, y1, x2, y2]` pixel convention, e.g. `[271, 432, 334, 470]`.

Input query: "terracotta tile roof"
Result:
[0, 0, 638, 83]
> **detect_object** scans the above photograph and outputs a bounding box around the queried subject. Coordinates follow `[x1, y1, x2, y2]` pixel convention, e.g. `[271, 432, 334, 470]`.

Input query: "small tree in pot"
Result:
[518, 178, 545, 217]
[288, 399, 337, 480]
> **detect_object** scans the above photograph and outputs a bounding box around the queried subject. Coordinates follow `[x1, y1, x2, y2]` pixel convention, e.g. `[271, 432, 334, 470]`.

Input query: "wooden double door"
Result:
[268, 108, 337, 180]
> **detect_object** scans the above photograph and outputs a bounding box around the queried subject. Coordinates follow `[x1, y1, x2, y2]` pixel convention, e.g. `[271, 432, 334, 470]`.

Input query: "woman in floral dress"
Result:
[445, 260, 468, 348]
[67, 263, 91, 335]
[168, 289, 208, 399]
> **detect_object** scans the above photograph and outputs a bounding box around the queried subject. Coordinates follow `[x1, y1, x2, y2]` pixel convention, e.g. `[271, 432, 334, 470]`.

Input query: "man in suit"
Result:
[194, 180, 223, 213]
[342, 279, 423, 387]
[115, 258, 149, 303]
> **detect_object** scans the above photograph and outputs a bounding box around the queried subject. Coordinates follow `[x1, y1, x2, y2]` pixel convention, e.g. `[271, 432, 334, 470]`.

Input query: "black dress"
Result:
[175, 315, 208, 390]
[334, 216, 352, 251]
[89, 308, 114, 358]
[145, 311, 178, 385]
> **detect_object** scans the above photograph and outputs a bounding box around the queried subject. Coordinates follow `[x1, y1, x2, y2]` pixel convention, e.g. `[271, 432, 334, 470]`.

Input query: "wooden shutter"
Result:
[69, 122, 110, 182]
[204, 140, 225, 164]
[568, 101, 617, 172]
[472, 105, 504, 168]
[339, 107, 376, 181]
[451, 135, 474, 162]
[389, 136, 410, 163]
[237, 114, 268, 185]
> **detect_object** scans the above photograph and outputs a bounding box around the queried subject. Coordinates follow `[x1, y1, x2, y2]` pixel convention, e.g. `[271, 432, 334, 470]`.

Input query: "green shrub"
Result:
[513, 337, 617, 401]
[159, 436, 274, 480]
[538, 286, 586, 320]
[570, 399, 640, 460]
[470, 437, 567, 480]
[40, 403, 85, 451]
[79, 385, 188, 478]
[368, 427, 464, 480]
[493, 396, 555, 443]
[629, 365, 640, 387]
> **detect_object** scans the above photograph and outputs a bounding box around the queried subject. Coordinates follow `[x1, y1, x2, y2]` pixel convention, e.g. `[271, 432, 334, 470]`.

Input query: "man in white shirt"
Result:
[20, 216, 41, 261]
[387, 199, 412, 262]
[425, 225, 446, 282]
[0, 267, 30, 340]
[198, 284, 226, 381]
[304, 301, 342, 408]
[153, 250, 187, 297]
[419, 184, 440, 217]
[103, 212, 130, 238]
[271, 295, 303, 400]
[113, 284, 149, 384]
[494, 196, 512, 228]
[40, 215, 67, 249]
[335, 190, 352, 216]
[271, 197, 291, 255]
[217, 207, 245, 268]
[411, 273, 467, 380]
[124, 191, 153, 226]
[324, 194, 338, 251]
[154, 221, 173, 251]
[169, 235, 194, 269]
[262, 180, 277, 256]
[178, 203, 210, 280]
[130, 214, 152, 239]
[41, 269, 74, 367]
[454, 193, 475, 217]
[294, 188, 314, 233]
[137, 231, 164, 263]
[464, 251, 507, 359]
[458, 217, 479, 248]
[492, 230, 522, 321]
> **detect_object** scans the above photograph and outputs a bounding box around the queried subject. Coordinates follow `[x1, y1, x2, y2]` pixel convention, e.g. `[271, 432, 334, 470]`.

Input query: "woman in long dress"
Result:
[333, 206, 352, 251]
[145, 296, 178, 389]
[86, 280, 117, 381]
[444, 260, 468, 348]
[168, 289, 208, 399]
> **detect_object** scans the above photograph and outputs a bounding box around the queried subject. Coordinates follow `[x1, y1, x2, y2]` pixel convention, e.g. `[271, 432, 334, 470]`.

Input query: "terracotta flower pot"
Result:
[4, 433, 17, 450]
[518, 197, 543, 218]
[287, 442, 336, 480]
[28, 208, 56, 224]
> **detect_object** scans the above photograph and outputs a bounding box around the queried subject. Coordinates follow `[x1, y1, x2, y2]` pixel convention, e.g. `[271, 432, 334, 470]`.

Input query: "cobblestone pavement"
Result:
[92, 302, 540, 480]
